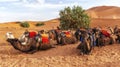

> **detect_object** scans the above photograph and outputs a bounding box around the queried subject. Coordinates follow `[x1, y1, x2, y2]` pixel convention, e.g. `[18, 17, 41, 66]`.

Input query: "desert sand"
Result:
[0, 6, 120, 67]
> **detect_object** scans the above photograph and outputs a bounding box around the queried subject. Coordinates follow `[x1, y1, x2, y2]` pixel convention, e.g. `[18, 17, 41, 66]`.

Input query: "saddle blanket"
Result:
[29, 32, 37, 38]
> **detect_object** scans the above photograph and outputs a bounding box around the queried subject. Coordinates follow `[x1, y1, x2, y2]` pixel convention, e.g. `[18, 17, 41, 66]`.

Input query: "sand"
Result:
[0, 18, 120, 67]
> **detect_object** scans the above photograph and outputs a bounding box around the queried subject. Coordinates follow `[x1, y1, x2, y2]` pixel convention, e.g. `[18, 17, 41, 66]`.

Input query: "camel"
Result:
[6, 32, 38, 53]
[6, 32, 55, 53]
[48, 29, 76, 45]
[77, 32, 92, 55]
[96, 29, 115, 47]
[57, 31, 76, 45]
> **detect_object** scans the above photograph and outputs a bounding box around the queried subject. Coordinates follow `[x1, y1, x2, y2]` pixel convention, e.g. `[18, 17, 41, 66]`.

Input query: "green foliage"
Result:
[59, 6, 90, 30]
[20, 22, 30, 28]
[36, 22, 45, 26]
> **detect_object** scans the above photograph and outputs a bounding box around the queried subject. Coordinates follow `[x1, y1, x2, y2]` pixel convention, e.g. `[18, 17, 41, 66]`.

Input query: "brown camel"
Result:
[48, 30, 77, 45]
[77, 34, 92, 55]
[6, 32, 55, 53]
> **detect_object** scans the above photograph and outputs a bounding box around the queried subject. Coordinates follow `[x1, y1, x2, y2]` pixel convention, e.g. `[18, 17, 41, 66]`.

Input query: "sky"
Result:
[0, 0, 120, 22]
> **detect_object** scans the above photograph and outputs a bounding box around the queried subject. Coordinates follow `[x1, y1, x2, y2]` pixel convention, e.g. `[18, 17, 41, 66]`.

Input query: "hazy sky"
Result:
[0, 0, 120, 22]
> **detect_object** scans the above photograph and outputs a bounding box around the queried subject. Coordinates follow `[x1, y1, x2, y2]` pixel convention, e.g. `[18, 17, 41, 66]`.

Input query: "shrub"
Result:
[20, 22, 30, 28]
[59, 6, 90, 30]
[36, 22, 45, 26]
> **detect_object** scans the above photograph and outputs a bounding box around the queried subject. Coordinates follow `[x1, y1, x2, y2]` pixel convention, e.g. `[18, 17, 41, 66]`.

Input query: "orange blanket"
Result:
[65, 31, 71, 37]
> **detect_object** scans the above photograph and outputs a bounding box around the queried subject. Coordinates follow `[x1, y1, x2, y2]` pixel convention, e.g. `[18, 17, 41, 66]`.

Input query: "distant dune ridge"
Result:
[86, 6, 120, 19]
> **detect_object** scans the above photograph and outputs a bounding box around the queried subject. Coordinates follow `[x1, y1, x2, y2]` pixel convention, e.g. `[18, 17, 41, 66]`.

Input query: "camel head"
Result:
[6, 32, 15, 39]
[6, 32, 18, 45]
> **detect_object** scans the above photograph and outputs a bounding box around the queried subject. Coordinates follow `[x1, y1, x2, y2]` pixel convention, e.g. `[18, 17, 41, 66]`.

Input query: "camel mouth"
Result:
[6, 32, 15, 39]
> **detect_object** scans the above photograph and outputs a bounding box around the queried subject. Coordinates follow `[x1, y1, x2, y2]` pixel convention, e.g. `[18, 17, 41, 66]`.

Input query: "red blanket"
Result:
[29, 32, 37, 38]
[65, 31, 70, 35]
[42, 37, 49, 44]
[41, 34, 49, 44]
[101, 30, 110, 37]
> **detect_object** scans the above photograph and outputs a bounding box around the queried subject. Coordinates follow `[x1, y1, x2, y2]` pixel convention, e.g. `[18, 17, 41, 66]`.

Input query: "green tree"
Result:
[59, 6, 90, 30]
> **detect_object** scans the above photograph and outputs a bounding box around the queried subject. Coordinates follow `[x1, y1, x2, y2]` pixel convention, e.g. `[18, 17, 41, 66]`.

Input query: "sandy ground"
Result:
[0, 42, 120, 67]
[1, 19, 120, 67]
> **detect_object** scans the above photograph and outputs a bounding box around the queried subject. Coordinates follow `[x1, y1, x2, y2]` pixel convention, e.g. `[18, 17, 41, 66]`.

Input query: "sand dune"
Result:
[86, 6, 120, 19]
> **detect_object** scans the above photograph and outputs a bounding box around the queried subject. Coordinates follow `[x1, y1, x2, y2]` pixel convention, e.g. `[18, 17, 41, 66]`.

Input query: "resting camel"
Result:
[95, 27, 116, 47]
[6, 32, 55, 53]
[48, 29, 76, 45]
[6, 32, 38, 53]
[60, 31, 76, 45]
[77, 30, 93, 55]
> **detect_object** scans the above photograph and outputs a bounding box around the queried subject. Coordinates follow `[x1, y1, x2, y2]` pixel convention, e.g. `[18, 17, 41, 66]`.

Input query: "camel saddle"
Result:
[64, 31, 72, 37]
[41, 33, 49, 44]
[29, 32, 37, 38]
[101, 30, 110, 37]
